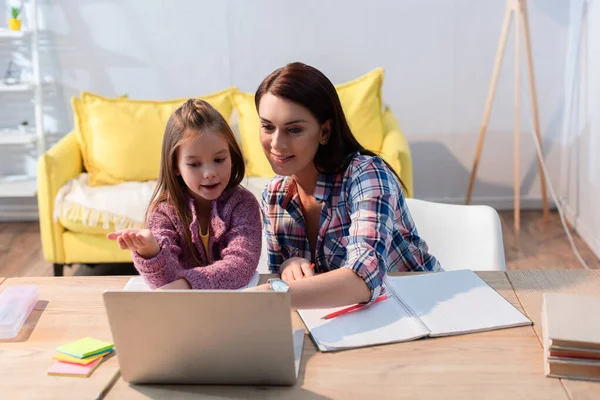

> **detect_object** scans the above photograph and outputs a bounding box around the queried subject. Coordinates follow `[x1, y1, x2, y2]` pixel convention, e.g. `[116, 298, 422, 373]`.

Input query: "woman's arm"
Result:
[254, 268, 370, 308]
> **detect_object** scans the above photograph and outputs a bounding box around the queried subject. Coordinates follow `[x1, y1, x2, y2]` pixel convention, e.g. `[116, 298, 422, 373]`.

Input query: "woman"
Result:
[252, 62, 441, 308]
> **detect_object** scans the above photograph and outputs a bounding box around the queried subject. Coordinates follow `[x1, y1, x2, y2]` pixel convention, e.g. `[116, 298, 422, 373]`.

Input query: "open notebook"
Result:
[297, 269, 532, 352]
[123, 270, 260, 291]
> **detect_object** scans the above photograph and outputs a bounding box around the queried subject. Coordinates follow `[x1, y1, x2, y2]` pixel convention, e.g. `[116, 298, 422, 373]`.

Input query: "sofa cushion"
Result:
[73, 88, 237, 186]
[232, 68, 386, 177]
[380, 106, 413, 197]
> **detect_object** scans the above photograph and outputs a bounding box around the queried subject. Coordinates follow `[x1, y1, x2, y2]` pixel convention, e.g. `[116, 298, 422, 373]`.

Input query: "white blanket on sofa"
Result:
[53, 173, 157, 230]
[54, 173, 271, 231]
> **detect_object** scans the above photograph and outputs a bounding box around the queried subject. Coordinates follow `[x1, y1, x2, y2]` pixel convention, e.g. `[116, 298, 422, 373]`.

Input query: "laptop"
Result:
[102, 290, 304, 385]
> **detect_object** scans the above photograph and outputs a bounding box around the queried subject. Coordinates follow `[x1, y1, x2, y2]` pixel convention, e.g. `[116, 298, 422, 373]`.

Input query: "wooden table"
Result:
[507, 270, 600, 400]
[0, 271, 598, 399]
[0, 277, 126, 400]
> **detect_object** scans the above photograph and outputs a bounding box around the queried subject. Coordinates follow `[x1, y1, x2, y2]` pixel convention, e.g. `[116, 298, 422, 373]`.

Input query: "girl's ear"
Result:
[320, 120, 332, 145]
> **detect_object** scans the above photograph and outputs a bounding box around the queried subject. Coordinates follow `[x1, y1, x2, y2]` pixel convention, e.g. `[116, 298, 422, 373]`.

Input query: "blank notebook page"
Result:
[297, 295, 429, 351]
[387, 270, 531, 337]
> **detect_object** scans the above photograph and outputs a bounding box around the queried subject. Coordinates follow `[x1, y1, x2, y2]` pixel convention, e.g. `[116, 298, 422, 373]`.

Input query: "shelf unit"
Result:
[0, 0, 45, 198]
[0, 130, 37, 145]
[0, 175, 37, 197]
[0, 27, 30, 38]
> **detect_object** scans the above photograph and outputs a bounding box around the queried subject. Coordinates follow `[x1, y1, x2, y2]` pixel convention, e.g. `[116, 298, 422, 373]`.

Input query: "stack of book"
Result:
[542, 293, 600, 381]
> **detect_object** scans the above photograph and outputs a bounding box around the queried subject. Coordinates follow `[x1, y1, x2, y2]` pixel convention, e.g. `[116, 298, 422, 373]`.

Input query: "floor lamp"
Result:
[465, 0, 549, 235]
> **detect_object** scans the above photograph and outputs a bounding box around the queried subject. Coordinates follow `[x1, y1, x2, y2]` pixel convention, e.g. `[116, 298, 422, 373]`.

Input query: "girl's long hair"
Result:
[146, 98, 245, 264]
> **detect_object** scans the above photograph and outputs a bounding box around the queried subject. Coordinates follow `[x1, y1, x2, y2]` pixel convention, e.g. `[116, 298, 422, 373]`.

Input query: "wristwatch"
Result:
[267, 278, 290, 293]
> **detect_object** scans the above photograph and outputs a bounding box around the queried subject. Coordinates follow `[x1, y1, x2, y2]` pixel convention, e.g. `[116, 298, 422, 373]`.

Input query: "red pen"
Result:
[321, 294, 389, 320]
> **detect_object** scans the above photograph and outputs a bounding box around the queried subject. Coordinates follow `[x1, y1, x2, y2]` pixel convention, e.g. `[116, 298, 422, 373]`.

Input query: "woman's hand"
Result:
[280, 257, 315, 282]
[107, 228, 160, 259]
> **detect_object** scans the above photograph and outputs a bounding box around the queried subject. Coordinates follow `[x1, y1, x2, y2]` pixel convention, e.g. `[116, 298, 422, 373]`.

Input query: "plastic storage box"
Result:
[0, 286, 39, 339]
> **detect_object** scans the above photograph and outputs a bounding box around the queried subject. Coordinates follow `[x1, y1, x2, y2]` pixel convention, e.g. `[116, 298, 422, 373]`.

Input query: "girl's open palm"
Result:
[106, 228, 160, 259]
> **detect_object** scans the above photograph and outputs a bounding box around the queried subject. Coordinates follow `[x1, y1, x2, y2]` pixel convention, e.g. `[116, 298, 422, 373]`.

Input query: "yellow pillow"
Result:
[335, 68, 385, 152]
[73, 92, 128, 181]
[232, 68, 385, 177]
[380, 106, 413, 198]
[73, 88, 236, 186]
[232, 91, 271, 178]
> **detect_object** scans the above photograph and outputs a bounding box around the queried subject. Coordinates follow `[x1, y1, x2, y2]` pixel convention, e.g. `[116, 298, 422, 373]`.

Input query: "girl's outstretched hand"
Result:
[107, 228, 160, 259]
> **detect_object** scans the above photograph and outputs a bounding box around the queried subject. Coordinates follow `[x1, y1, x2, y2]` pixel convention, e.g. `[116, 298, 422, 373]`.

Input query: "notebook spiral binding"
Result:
[382, 279, 430, 333]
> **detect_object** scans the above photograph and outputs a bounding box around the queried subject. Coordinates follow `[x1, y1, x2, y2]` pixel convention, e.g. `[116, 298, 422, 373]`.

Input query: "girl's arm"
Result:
[178, 190, 262, 290]
[129, 204, 186, 289]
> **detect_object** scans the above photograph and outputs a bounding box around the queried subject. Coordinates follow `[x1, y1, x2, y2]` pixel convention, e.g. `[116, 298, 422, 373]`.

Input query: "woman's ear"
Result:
[320, 120, 332, 145]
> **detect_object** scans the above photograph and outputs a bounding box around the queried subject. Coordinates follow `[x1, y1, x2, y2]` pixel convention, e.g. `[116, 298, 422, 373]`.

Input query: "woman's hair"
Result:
[146, 98, 245, 263]
[255, 62, 406, 193]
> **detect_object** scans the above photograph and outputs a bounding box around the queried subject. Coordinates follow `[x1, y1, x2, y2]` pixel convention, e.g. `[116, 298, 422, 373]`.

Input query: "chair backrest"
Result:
[405, 198, 506, 271]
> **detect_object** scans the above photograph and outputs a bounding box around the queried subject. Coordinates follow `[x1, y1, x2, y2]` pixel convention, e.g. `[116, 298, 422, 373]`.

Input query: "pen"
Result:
[95, 369, 120, 400]
[321, 294, 389, 320]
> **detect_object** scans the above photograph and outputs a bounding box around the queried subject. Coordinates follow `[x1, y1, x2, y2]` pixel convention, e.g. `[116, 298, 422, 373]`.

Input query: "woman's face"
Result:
[258, 93, 330, 177]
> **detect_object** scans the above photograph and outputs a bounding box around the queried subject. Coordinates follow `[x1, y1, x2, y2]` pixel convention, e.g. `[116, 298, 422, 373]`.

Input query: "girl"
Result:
[251, 62, 442, 308]
[107, 99, 262, 290]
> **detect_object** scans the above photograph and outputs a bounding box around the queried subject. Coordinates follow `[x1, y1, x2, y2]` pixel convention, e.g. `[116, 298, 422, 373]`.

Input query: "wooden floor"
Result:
[0, 210, 598, 278]
[499, 210, 600, 270]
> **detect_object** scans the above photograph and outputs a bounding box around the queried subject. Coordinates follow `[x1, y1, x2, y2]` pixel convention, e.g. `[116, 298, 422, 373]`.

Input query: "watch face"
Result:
[270, 279, 289, 292]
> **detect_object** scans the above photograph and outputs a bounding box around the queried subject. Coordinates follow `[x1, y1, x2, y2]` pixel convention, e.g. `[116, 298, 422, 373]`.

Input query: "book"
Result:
[548, 347, 600, 361]
[297, 269, 532, 352]
[123, 270, 261, 291]
[544, 358, 600, 382]
[542, 293, 600, 350]
[56, 337, 114, 359]
[542, 293, 600, 380]
[47, 358, 102, 378]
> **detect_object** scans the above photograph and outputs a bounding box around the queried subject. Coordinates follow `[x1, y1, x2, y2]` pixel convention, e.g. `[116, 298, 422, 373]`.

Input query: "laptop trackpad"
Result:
[293, 328, 305, 377]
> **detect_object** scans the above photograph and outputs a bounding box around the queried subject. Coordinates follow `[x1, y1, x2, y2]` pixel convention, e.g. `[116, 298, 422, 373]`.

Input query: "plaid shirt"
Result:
[261, 153, 442, 302]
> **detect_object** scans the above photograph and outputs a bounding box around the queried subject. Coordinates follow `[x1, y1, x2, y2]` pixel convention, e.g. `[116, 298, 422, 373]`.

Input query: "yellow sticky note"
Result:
[52, 350, 110, 365]
[56, 337, 114, 359]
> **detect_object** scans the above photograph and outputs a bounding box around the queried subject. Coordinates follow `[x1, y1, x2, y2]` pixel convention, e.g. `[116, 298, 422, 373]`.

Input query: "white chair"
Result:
[405, 198, 507, 271]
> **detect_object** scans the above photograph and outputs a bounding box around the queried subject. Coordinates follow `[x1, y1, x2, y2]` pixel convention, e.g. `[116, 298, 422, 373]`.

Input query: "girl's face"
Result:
[176, 131, 232, 207]
[258, 93, 330, 178]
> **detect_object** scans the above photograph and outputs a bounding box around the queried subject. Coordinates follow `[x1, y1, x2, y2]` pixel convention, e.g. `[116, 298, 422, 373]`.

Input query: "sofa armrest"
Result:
[37, 131, 83, 263]
[380, 106, 413, 198]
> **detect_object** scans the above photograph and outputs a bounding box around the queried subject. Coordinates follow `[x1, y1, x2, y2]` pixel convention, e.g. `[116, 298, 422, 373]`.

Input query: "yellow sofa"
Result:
[37, 78, 413, 276]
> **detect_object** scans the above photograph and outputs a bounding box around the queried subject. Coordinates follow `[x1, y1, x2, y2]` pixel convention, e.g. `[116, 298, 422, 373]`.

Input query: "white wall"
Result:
[0, 0, 571, 210]
[560, 0, 600, 260]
